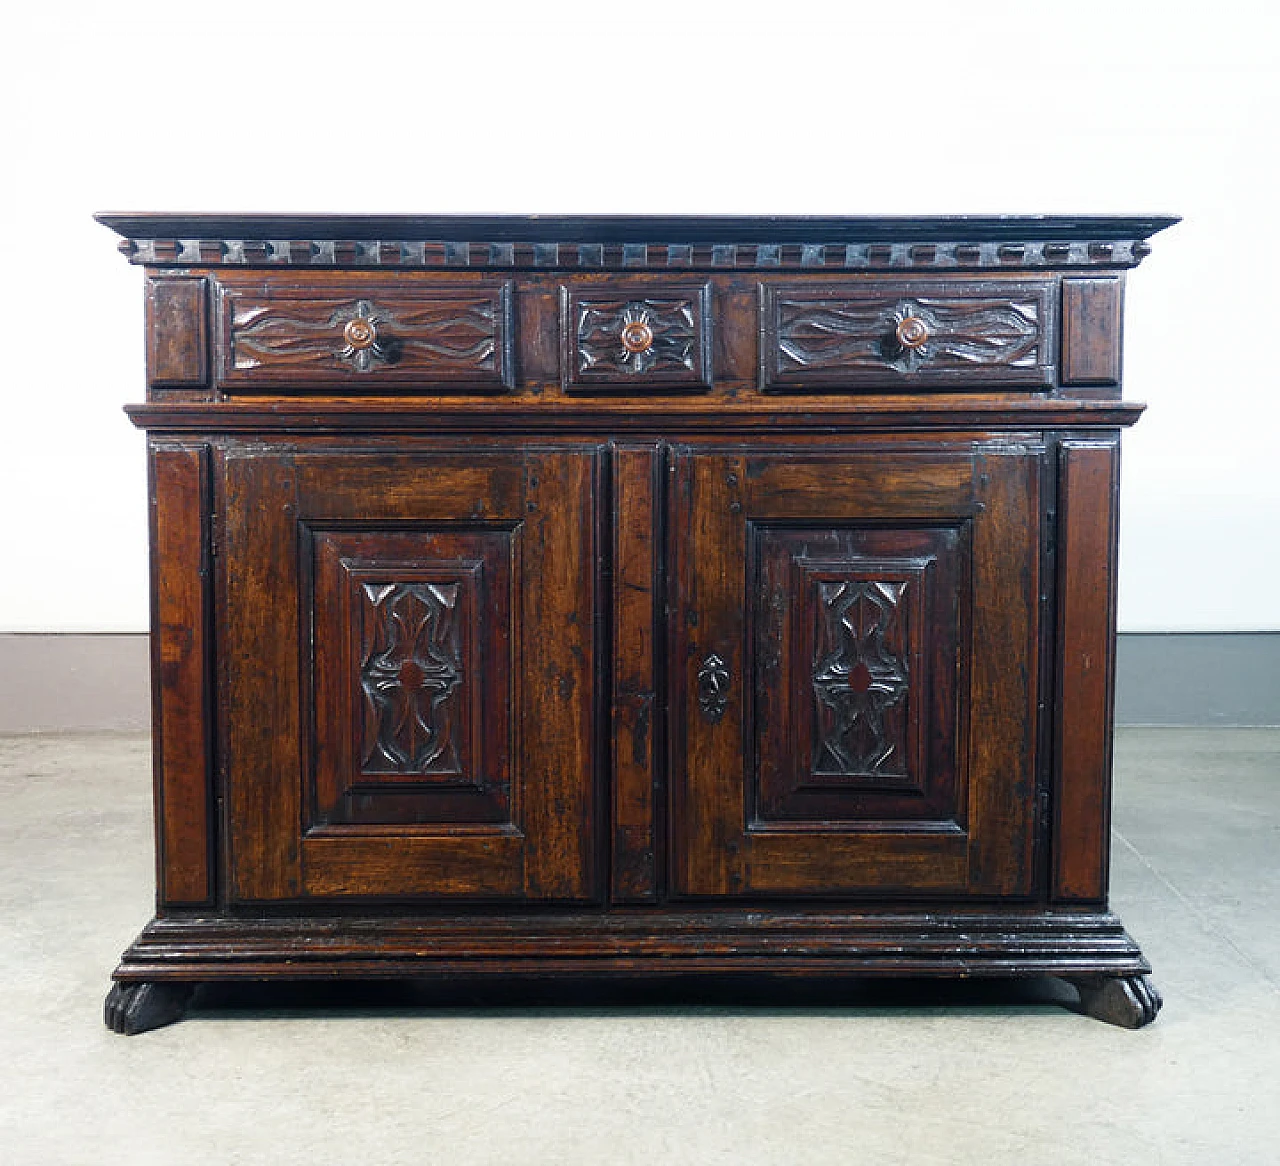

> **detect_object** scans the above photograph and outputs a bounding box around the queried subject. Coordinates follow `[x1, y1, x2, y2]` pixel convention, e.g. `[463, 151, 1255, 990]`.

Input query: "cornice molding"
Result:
[97, 214, 1178, 272]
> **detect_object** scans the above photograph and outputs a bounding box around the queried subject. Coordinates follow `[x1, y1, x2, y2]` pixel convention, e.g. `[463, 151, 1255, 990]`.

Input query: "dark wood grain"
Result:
[611, 445, 661, 902]
[754, 526, 963, 822]
[1053, 440, 1120, 901]
[309, 528, 512, 827]
[105, 214, 1171, 1030]
[223, 449, 598, 902]
[126, 398, 1148, 433]
[518, 451, 600, 901]
[146, 278, 208, 389]
[965, 445, 1041, 895]
[1062, 278, 1123, 386]
[217, 275, 513, 391]
[149, 443, 213, 905]
[114, 909, 1152, 979]
[220, 451, 302, 901]
[761, 280, 1054, 390]
[562, 283, 712, 391]
[671, 446, 1037, 898]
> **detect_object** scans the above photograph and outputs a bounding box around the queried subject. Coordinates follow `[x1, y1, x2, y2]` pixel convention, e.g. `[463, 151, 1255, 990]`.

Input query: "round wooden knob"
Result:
[621, 320, 654, 354]
[894, 315, 929, 350]
[343, 316, 378, 350]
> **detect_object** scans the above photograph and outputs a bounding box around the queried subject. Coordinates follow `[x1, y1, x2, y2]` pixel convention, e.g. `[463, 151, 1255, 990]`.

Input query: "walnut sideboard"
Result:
[98, 213, 1176, 1033]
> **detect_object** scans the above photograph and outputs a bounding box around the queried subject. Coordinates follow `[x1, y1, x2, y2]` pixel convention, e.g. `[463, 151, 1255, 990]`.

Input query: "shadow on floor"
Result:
[190, 973, 1083, 1022]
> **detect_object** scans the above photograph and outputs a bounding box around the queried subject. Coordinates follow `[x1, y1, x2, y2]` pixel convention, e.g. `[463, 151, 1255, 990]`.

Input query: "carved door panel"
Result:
[220, 448, 598, 903]
[670, 444, 1041, 898]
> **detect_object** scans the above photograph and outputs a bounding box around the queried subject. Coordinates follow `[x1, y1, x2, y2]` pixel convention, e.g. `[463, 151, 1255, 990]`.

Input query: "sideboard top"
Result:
[96, 213, 1178, 272]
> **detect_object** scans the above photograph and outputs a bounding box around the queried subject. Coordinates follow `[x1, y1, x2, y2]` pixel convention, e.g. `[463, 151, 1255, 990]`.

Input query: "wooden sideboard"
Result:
[98, 213, 1176, 1033]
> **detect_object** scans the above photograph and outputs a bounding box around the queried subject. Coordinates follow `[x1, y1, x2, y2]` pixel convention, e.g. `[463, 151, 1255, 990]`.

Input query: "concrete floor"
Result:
[1, 730, 1277, 1164]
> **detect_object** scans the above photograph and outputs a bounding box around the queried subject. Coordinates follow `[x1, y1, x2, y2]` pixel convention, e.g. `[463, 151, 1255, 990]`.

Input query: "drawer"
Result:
[562, 282, 712, 392]
[217, 278, 514, 391]
[760, 280, 1054, 391]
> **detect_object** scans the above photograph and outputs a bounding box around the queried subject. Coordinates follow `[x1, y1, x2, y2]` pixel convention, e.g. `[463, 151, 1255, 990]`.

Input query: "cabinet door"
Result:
[670, 444, 1041, 898]
[220, 448, 599, 903]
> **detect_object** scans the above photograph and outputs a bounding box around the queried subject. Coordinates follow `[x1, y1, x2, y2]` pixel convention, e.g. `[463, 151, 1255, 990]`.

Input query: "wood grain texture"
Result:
[518, 451, 600, 901]
[1062, 278, 1123, 386]
[220, 452, 302, 901]
[965, 445, 1041, 896]
[562, 283, 712, 391]
[146, 278, 208, 389]
[761, 280, 1054, 390]
[218, 276, 513, 391]
[611, 445, 661, 902]
[126, 398, 1148, 434]
[149, 443, 213, 905]
[105, 213, 1171, 1030]
[223, 448, 599, 903]
[113, 909, 1152, 979]
[672, 445, 1037, 898]
[753, 527, 964, 822]
[669, 450, 749, 896]
[1053, 440, 1120, 901]
[309, 529, 512, 827]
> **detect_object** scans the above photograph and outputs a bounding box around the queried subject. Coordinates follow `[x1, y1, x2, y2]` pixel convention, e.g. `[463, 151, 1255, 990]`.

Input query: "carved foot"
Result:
[104, 980, 195, 1035]
[1068, 974, 1162, 1029]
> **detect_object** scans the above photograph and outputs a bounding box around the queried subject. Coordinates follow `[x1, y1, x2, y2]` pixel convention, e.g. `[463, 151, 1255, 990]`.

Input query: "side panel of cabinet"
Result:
[149, 442, 214, 906]
[1053, 438, 1121, 901]
[219, 448, 599, 903]
[670, 444, 1041, 898]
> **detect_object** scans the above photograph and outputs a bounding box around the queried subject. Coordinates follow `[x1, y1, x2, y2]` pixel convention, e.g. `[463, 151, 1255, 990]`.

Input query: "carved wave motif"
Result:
[778, 296, 1040, 376]
[230, 297, 499, 374]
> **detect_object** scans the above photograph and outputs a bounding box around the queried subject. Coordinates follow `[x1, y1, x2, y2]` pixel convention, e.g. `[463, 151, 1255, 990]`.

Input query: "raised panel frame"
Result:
[753, 525, 968, 825]
[219, 447, 599, 903]
[670, 444, 1041, 899]
[308, 527, 516, 827]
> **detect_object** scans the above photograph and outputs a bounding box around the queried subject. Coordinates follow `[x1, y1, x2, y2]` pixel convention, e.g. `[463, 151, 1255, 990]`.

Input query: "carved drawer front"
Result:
[562, 282, 712, 391]
[217, 278, 514, 391]
[761, 280, 1054, 390]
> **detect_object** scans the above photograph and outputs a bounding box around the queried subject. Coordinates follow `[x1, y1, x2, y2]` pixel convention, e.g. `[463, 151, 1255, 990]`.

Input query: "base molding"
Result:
[114, 908, 1151, 982]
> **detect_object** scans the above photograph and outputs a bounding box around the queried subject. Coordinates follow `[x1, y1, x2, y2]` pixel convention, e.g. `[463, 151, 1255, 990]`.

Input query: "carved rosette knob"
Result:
[621, 320, 654, 355]
[612, 304, 663, 373]
[335, 299, 392, 372]
[343, 316, 378, 351]
[894, 315, 930, 350]
[884, 302, 934, 370]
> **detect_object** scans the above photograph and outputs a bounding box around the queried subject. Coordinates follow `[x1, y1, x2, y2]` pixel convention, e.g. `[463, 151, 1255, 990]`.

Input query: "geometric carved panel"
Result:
[753, 525, 967, 826]
[562, 283, 712, 390]
[309, 527, 513, 827]
[812, 577, 912, 778]
[358, 580, 465, 776]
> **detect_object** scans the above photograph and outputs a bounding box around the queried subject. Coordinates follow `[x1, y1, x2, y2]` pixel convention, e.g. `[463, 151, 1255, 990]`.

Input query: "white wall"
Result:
[3, 1, 1277, 632]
